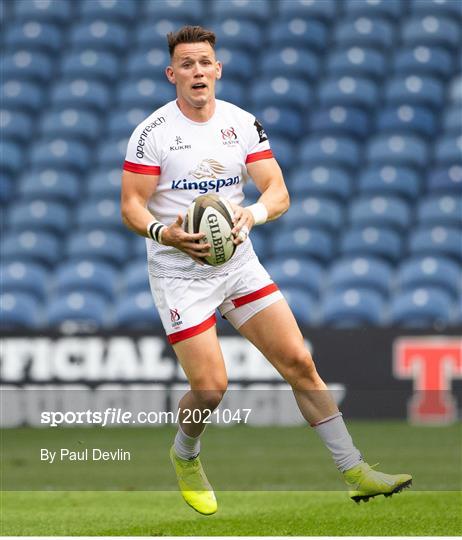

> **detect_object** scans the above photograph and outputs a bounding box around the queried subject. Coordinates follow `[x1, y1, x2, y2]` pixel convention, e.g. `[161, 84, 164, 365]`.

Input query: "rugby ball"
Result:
[184, 194, 236, 266]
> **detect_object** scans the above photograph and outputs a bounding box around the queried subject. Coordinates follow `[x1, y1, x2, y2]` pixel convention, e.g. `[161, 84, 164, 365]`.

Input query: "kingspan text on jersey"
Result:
[171, 176, 240, 194]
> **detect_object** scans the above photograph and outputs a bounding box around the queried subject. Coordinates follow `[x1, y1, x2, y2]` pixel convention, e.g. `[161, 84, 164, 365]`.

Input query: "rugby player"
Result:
[121, 25, 412, 515]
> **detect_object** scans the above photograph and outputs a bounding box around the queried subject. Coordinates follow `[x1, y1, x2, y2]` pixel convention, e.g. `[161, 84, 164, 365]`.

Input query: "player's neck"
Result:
[176, 98, 216, 123]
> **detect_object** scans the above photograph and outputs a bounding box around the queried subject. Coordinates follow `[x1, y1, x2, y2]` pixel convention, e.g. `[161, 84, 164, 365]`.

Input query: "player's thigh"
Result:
[173, 324, 228, 391]
[238, 298, 312, 377]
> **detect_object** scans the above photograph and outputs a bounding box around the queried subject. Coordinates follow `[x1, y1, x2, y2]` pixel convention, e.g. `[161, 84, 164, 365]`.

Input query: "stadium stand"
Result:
[1, 0, 461, 330]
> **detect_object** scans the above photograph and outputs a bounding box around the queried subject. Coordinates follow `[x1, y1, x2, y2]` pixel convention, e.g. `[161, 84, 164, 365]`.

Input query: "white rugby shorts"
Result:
[149, 259, 283, 344]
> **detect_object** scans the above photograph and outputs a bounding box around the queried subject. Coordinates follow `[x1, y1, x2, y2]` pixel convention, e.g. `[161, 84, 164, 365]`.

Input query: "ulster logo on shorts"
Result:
[170, 308, 183, 328]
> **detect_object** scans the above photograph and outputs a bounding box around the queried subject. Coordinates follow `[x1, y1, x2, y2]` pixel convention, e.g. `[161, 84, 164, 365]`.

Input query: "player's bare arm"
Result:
[231, 157, 290, 244]
[121, 170, 211, 263]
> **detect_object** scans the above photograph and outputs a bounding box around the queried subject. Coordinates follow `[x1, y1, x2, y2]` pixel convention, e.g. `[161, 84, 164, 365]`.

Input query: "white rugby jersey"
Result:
[123, 99, 273, 279]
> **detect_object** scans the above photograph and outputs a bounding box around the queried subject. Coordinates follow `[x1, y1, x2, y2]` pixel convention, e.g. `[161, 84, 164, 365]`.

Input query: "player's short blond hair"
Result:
[167, 25, 216, 58]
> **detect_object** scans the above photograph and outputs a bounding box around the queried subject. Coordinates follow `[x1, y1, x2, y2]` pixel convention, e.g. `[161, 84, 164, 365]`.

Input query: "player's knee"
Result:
[284, 349, 317, 387]
[197, 388, 227, 410]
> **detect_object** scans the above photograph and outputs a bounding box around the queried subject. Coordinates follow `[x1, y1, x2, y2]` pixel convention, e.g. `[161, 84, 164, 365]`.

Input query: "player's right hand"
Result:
[161, 214, 211, 265]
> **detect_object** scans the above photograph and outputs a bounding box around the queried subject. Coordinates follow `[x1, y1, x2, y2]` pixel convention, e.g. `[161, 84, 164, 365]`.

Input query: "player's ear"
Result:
[165, 65, 175, 84]
[215, 61, 222, 80]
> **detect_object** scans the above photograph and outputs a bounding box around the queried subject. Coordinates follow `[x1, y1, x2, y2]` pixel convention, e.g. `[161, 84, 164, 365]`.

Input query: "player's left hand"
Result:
[230, 203, 254, 245]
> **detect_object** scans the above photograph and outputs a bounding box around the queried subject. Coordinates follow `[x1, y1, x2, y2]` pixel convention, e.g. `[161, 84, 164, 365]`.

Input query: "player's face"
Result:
[166, 42, 222, 110]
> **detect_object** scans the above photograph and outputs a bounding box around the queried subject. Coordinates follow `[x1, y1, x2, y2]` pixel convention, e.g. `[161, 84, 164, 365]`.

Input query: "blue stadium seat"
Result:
[46, 292, 108, 328]
[107, 108, 149, 139]
[385, 75, 444, 110]
[14, 0, 73, 23]
[402, 16, 460, 51]
[279, 287, 316, 326]
[253, 107, 303, 140]
[343, 0, 403, 20]
[69, 21, 128, 53]
[376, 105, 436, 138]
[0, 141, 22, 176]
[450, 75, 462, 105]
[2, 50, 53, 83]
[349, 196, 411, 231]
[289, 166, 353, 201]
[269, 19, 328, 51]
[7, 200, 69, 235]
[249, 230, 270, 260]
[267, 136, 294, 172]
[393, 47, 453, 80]
[52, 260, 118, 300]
[87, 168, 121, 200]
[251, 77, 312, 111]
[121, 261, 150, 294]
[318, 77, 378, 110]
[327, 47, 386, 81]
[389, 287, 454, 327]
[0, 174, 14, 205]
[112, 291, 161, 329]
[265, 258, 324, 298]
[135, 20, 177, 48]
[320, 288, 385, 327]
[216, 48, 254, 80]
[1, 230, 61, 267]
[51, 79, 110, 112]
[428, 165, 462, 194]
[132, 236, 149, 261]
[396, 256, 461, 297]
[277, 0, 338, 23]
[443, 106, 462, 134]
[4, 21, 62, 54]
[213, 19, 263, 51]
[434, 136, 462, 166]
[144, 0, 205, 21]
[1, 261, 48, 301]
[18, 170, 79, 205]
[457, 296, 462, 325]
[215, 80, 244, 106]
[328, 257, 392, 298]
[417, 195, 462, 227]
[94, 137, 128, 169]
[1, 110, 33, 143]
[261, 48, 319, 81]
[79, 0, 138, 22]
[410, 0, 462, 20]
[366, 134, 428, 168]
[281, 197, 343, 233]
[272, 228, 334, 263]
[115, 79, 175, 109]
[409, 226, 462, 261]
[299, 136, 360, 170]
[334, 17, 394, 49]
[341, 227, 403, 263]
[40, 109, 101, 141]
[61, 50, 120, 83]
[358, 166, 421, 200]
[309, 107, 370, 139]
[212, 0, 269, 22]
[66, 230, 129, 267]
[29, 139, 90, 173]
[0, 292, 41, 329]
[76, 199, 122, 232]
[1, 80, 44, 112]
[125, 48, 170, 80]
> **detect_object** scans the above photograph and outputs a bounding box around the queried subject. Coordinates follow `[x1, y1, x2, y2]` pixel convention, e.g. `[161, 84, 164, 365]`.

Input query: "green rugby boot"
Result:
[344, 462, 412, 503]
[170, 446, 217, 515]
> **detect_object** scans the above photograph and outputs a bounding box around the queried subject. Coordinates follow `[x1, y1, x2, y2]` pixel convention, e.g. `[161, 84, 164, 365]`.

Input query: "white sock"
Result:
[174, 425, 201, 460]
[312, 412, 363, 472]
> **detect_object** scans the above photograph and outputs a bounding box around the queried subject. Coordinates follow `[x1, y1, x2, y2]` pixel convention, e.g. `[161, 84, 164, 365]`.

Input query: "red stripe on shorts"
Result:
[245, 149, 273, 164]
[231, 283, 279, 308]
[168, 314, 216, 345]
[123, 161, 161, 175]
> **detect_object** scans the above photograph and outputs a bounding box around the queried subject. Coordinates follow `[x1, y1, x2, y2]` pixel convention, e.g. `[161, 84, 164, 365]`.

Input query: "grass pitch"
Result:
[1, 422, 461, 536]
